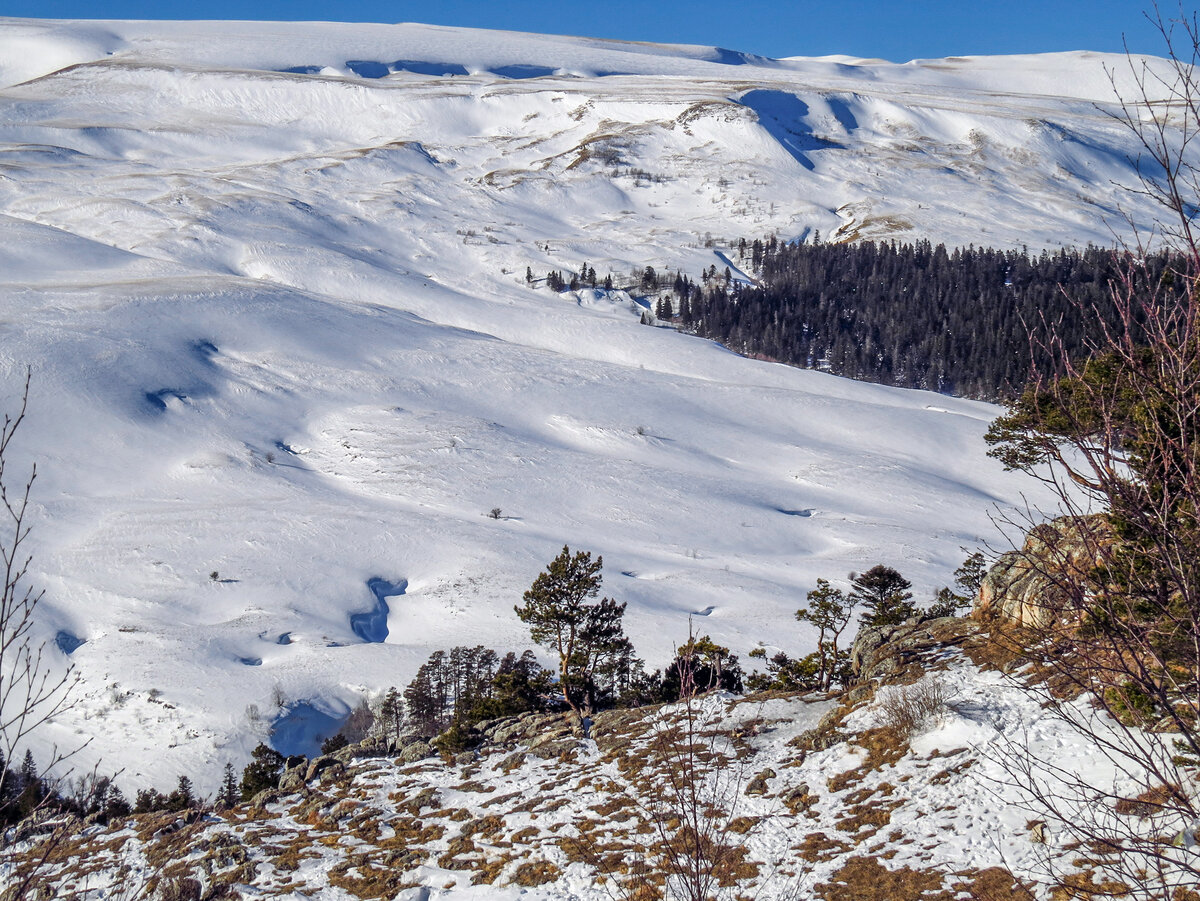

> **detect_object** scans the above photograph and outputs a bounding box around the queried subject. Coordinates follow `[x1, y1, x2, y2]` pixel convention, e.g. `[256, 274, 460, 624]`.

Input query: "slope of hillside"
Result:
[5, 622, 1144, 901]
[0, 18, 1177, 789]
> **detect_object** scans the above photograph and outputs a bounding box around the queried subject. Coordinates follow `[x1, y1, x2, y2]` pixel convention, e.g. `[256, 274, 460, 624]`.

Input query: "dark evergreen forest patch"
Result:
[665, 239, 1184, 399]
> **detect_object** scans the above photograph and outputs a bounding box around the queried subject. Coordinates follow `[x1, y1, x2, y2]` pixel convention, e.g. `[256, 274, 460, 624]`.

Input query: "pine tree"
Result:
[240, 743, 285, 801]
[377, 686, 404, 747]
[481, 650, 552, 719]
[514, 546, 633, 716]
[929, 551, 987, 618]
[660, 634, 743, 700]
[795, 578, 857, 690]
[851, 565, 916, 627]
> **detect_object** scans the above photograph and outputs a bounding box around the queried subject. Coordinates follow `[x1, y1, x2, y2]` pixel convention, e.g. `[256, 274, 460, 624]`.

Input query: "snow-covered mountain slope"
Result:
[0, 18, 1168, 789]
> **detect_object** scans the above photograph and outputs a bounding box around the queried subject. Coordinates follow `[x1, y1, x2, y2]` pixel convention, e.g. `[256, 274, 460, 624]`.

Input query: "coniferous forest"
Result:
[665, 238, 1185, 399]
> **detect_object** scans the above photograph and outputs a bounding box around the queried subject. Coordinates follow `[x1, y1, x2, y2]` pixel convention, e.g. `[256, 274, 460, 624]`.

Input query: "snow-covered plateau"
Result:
[0, 18, 1184, 800]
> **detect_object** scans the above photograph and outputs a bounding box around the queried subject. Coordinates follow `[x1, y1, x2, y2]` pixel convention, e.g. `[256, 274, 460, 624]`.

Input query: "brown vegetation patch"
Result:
[460, 814, 505, 839]
[827, 727, 909, 793]
[471, 853, 513, 885]
[727, 816, 759, 835]
[834, 797, 905, 840]
[929, 757, 976, 785]
[814, 856, 954, 901]
[391, 786, 441, 816]
[482, 790, 524, 808]
[269, 834, 320, 872]
[449, 780, 493, 793]
[952, 867, 1036, 901]
[437, 834, 482, 870]
[511, 859, 562, 886]
[960, 621, 1036, 673]
[328, 854, 418, 899]
[590, 794, 638, 819]
[1051, 870, 1131, 900]
[794, 831, 853, 862]
[376, 816, 444, 846]
[1113, 782, 1180, 817]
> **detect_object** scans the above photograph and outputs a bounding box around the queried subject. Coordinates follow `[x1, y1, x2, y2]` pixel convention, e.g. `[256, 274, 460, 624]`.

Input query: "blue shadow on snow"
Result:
[271, 701, 346, 759]
[350, 578, 408, 643]
[55, 631, 85, 654]
[737, 90, 841, 171]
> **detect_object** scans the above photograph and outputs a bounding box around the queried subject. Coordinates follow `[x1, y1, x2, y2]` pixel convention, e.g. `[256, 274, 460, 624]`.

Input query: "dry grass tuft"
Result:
[511, 859, 562, 886]
[1112, 782, 1180, 817]
[813, 856, 953, 901]
[878, 677, 957, 739]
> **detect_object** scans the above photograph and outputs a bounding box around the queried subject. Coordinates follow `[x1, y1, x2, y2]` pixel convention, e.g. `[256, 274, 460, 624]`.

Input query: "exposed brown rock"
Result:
[975, 515, 1109, 628]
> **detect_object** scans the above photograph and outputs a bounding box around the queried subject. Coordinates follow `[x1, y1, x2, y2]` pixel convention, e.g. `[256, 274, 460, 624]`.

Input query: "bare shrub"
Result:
[979, 10, 1200, 897]
[878, 677, 957, 739]
[564, 646, 804, 901]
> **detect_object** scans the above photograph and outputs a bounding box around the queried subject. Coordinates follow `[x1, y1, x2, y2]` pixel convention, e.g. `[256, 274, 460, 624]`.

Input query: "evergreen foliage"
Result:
[851, 565, 917, 627]
[165, 775, 197, 812]
[745, 648, 821, 692]
[928, 552, 987, 618]
[404, 645, 499, 734]
[218, 763, 239, 808]
[376, 687, 404, 748]
[104, 784, 131, 820]
[677, 239, 1189, 399]
[240, 743, 285, 801]
[404, 647, 554, 736]
[795, 579, 857, 690]
[320, 733, 349, 754]
[659, 634, 743, 700]
[514, 546, 636, 715]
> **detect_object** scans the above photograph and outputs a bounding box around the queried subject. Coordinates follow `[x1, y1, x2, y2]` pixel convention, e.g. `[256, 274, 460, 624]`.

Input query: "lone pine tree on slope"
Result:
[514, 545, 630, 717]
[851, 564, 916, 627]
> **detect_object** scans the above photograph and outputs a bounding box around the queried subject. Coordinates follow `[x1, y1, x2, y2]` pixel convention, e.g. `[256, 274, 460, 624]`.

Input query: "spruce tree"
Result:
[218, 763, 239, 808]
[167, 775, 196, 811]
[105, 784, 131, 820]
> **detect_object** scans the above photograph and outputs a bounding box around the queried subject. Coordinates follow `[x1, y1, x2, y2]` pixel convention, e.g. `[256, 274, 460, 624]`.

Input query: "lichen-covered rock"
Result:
[782, 783, 813, 813]
[975, 515, 1109, 628]
[849, 615, 976, 682]
[590, 706, 654, 755]
[249, 788, 280, 811]
[745, 768, 776, 796]
[400, 740, 434, 763]
[278, 764, 308, 794]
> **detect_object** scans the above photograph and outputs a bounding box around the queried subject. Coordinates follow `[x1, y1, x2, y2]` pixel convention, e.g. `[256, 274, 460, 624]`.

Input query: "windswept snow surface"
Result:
[0, 18, 1166, 789]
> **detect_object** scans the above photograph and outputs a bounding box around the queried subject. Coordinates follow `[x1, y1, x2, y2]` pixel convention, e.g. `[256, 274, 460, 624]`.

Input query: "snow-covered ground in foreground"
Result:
[0, 18, 1174, 789]
[12, 646, 1166, 901]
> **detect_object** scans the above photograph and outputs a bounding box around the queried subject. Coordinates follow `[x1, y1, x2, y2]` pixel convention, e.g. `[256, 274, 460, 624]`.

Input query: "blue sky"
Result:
[2, 0, 1178, 62]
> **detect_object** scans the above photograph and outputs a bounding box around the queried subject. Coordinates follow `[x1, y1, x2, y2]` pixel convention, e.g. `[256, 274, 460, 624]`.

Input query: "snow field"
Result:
[0, 17, 1171, 789]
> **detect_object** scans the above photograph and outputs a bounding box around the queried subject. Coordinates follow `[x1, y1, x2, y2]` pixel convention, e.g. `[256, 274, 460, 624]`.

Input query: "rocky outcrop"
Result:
[850, 615, 980, 682]
[975, 515, 1109, 628]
